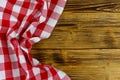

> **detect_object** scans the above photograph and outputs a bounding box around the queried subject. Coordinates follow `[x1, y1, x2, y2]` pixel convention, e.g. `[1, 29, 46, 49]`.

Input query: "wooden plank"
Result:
[67, 0, 120, 5]
[66, 0, 120, 12]
[31, 49, 120, 80]
[31, 49, 120, 65]
[33, 12, 120, 49]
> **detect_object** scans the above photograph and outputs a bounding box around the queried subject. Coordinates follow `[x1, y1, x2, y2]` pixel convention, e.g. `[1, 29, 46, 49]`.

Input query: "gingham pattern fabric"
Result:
[0, 0, 70, 80]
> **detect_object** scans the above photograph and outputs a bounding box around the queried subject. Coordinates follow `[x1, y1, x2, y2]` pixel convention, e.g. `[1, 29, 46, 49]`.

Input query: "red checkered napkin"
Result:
[0, 0, 70, 80]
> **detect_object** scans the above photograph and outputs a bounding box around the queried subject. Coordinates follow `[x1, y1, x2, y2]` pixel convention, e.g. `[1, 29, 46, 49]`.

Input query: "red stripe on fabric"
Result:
[46, 65, 61, 80]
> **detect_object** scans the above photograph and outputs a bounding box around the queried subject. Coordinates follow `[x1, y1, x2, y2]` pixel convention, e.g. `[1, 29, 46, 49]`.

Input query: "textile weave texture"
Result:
[0, 0, 70, 80]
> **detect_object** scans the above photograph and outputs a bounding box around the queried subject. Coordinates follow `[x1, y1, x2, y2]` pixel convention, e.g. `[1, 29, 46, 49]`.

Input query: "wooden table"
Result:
[31, 0, 120, 80]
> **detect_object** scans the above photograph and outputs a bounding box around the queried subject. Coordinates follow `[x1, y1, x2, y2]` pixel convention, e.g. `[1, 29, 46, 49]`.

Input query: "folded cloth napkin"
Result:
[0, 0, 70, 80]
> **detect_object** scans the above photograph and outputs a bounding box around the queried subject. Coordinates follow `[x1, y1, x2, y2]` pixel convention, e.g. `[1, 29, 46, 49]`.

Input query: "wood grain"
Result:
[33, 12, 120, 49]
[66, 0, 120, 12]
[31, 49, 120, 80]
[31, 0, 120, 80]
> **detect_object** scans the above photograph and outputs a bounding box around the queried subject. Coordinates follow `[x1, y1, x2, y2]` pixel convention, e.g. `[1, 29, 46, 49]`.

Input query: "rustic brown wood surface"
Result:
[31, 0, 120, 80]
